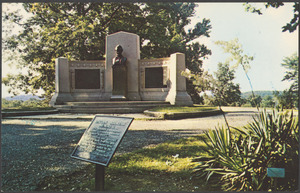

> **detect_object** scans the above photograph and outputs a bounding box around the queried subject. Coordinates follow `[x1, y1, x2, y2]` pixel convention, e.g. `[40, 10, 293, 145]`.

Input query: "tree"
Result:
[281, 53, 298, 94]
[274, 90, 297, 110]
[214, 38, 262, 109]
[248, 95, 262, 107]
[244, 2, 299, 33]
[214, 38, 253, 78]
[2, 2, 212, 101]
[208, 62, 242, 106]
[142, 3, 212, 103]
[182, 69, 213, 104]
[261, 95, 275, 108]
[273, 53, 298, 109]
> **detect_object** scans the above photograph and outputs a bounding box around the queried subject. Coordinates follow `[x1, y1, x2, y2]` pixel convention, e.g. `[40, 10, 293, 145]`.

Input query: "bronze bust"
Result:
[112, 45, 127, 67]
[111, 44, 127, 100]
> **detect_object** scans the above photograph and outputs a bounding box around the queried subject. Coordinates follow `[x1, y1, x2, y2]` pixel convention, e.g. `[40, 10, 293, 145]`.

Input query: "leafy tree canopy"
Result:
[208, 62, 242, 106]
[214, 38, 254, 73]
[247, 95, 262, 107]
[274, 53, 299, 109]
[281, 53, 298, 93]
[2, 2, 212, 101]
[185, 38, 254, 105]
[244, 2, 299, 33]
[214, 38, 261, 108]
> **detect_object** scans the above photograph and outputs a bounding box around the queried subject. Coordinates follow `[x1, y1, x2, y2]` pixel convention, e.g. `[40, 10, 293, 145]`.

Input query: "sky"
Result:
[191, 2, 298, 93]
[1, 2, 299, 98]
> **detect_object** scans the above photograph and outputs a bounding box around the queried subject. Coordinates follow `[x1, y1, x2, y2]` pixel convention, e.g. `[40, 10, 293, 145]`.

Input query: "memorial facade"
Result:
[50, 31, 193, 106]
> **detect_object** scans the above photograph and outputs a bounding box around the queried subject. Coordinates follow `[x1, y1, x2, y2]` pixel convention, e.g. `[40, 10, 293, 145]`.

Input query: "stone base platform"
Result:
[144, 109, 223, 120]
[54, 101, 171, 114]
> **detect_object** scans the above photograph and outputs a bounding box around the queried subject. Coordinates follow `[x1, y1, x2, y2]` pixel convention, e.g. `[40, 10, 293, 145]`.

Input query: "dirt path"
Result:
[0, 107, 280, 191]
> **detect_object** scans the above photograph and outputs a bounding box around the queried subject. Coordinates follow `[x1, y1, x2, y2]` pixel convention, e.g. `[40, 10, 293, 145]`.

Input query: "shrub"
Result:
[193, 109, 298, 191]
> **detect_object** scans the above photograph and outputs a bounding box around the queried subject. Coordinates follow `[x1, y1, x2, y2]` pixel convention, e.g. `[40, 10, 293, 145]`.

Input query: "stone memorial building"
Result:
[50, 31, 193, 113]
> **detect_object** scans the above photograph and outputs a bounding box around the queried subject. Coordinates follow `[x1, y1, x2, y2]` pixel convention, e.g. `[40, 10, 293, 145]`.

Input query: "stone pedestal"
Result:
[166, 53, 193, 106]
[49, 57, 73, 105]
[104, 31, 141, 101]
[111, 65, 127, 100]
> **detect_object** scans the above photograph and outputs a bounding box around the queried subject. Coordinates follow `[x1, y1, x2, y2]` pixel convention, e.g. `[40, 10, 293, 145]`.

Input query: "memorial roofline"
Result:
[107, 31, 140, 37]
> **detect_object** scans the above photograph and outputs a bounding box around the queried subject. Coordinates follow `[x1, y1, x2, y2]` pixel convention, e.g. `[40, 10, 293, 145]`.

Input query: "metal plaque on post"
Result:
[71, 115, 134, 166]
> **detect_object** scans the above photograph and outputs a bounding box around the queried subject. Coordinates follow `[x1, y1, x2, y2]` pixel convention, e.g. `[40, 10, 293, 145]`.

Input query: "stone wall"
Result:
[139, 58, 170, 101]
[69, 60, 106, 101]
[50, 54, 193, 106]
[50, 31, 193, 106]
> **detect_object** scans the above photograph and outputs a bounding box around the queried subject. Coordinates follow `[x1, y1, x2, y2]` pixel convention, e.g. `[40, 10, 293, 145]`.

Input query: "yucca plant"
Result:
[193, 109, 298, 191]
[241, 109, 299, 191]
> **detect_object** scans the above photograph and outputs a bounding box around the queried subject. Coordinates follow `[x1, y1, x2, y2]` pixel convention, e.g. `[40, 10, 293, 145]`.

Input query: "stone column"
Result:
[49, 57, 73, 106]
[165, 53, 193, 106]
[104, 31, 141, 101]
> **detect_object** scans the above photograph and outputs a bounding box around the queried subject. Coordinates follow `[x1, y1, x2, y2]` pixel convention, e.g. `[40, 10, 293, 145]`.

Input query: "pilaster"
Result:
[166, 53, 193, 106]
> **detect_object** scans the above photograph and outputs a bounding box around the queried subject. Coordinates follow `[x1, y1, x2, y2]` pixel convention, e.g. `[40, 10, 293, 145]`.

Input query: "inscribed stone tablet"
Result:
[71, 115, 134, 166]
[75, 69, 100, 89]
[145, 67, 167, 88]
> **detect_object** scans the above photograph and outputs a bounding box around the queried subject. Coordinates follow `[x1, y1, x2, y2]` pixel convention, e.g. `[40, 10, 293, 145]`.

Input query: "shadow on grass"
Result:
[36, 135, 219, 192]
[2, 119, 218, 191]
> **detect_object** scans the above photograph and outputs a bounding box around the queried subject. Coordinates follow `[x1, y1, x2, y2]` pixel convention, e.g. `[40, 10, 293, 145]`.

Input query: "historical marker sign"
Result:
[71, 115, 134, 166]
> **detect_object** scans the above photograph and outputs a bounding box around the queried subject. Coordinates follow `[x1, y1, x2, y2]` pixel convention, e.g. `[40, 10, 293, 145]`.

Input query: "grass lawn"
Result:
[149, 105, 217, 113]
[36, 135, 221, 191]
[2, 98, 54, 112]
[1, 107, 55, 112]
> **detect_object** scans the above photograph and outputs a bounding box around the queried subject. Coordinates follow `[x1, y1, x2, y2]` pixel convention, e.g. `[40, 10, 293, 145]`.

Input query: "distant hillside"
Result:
[241, 90, 281, 99]
[4, 95, 43, 101]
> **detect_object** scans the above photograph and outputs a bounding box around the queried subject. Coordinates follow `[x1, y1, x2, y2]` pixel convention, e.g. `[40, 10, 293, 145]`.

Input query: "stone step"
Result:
[56, 107, 150, 114]
[54, 101, 171, 114]
[63, 101, 170, 107]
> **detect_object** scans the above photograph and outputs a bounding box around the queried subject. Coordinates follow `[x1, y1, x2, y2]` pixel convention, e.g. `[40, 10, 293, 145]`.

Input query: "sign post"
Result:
[71, 115, 134, 191]
[95, 164, 105, 191]
[267, 168, 285, 190]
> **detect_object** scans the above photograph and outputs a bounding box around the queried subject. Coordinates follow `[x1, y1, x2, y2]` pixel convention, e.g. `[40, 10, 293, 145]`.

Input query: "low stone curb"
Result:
[144, 109, 223, 120]
[1, 110, 59, 118]
[1, 112, 162, 121]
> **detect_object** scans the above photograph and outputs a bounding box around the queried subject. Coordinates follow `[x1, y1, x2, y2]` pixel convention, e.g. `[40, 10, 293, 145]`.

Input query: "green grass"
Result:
[36, 135, 221, 192]
[2, 107, 55, 112]
[2, 98, 54, 112]
[149, 105, 217, 113]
